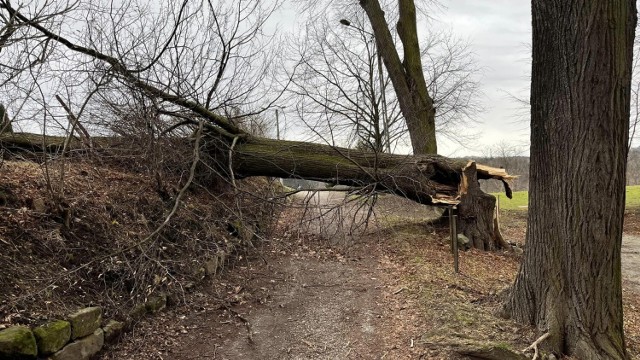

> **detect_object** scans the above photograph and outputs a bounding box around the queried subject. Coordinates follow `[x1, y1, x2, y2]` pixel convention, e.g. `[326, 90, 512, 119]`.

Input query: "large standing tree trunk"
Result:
[359, 0, 437, 155]
[360, 0, 505, 249]
[504, 1, 636, 358]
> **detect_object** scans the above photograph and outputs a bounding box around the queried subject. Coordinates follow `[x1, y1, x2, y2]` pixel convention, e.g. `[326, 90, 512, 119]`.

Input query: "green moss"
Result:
[144, 294, 167, 314]
[68, 307, 102, 339]
[129, 303, 148, 320]
[33, 320, 71, 355]
[494, 342, 513, 350]
[453, 308, 480, 327]
[0, 326, 37, 359]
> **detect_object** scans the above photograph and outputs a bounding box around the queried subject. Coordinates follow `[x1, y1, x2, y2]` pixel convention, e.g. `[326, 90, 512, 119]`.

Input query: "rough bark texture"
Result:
[359, 0, 437, 155]
[210, 136, 513, 208]
[505, 1, 636, 358]
[232, 137, 510, 249]
[457, 162, 507, 251]
[0, 104, 13, 135]
[229, 136, 459, 204]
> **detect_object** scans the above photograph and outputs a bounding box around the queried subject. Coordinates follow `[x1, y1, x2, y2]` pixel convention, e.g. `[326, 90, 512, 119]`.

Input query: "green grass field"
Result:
[494, 185, 640, 210]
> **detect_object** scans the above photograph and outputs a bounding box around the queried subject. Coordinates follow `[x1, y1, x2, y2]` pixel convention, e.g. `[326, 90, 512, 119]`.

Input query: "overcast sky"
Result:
[436, 0, 531, 157]
[273, 0, 533, 157]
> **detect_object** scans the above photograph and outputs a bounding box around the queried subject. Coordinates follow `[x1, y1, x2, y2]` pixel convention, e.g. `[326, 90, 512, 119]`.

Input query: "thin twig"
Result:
[55, 94, 92, 152]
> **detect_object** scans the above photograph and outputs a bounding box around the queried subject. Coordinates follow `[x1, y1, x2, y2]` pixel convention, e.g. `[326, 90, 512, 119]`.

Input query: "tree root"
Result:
[523, 332, 550, 360]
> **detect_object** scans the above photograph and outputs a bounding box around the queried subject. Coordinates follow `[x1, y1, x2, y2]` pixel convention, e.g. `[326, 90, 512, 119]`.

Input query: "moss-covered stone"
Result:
[102, 320, 124, 343]
[68, 307, 102, 339]
[456, 342, 528, 360]
[457, 233, 471, 250]
[144, 294, 167, 314]
[0, 326, 37, 359]
[129, 303, 148, 321]
[33, 320, 71, 355]
[49, 328, 104, 360]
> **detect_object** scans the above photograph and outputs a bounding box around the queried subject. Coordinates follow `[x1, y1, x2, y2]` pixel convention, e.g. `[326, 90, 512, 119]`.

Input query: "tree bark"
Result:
[0, 104, 13, 135]
[230, 136, 514, 252]
[207, 135, 514, 211]
[359, 0, 437, 155]
[227, 136, 464, 205]
[504, 1, 636, 358]
[457, 162, 508, 250]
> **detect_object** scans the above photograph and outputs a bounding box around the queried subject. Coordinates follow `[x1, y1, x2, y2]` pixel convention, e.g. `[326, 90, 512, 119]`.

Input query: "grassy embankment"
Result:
[494, 185, 640, 210]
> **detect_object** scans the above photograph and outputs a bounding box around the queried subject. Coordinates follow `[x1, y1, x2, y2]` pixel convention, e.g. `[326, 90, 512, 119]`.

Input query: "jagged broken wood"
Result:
[224, 136, 515, 207]
[1, 132, 515, 250]
[2, 2, 515, 250]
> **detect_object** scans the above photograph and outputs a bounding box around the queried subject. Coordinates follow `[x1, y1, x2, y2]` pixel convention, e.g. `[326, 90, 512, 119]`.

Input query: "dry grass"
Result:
[374, 217, 532, 358]
[366, 198, 640, 358]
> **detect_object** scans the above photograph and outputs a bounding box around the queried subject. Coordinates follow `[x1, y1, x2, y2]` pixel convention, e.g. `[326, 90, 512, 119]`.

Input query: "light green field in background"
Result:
[494, 185, 640, 210]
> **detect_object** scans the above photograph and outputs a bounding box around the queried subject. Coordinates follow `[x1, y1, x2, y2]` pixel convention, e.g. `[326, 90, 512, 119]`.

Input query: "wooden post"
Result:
[448, 206, 459, 273]
[449, 206, 454, 253]
[453, 212, 459, 273]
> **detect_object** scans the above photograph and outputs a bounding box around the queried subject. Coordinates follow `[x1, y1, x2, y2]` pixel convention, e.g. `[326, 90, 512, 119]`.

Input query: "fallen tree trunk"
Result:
[1, 132, 515, 250]
[229, 137, 462, 205]
[228, 136, 513, 203]
[221, 136, 514, 249]
[0, 4, 515, 250]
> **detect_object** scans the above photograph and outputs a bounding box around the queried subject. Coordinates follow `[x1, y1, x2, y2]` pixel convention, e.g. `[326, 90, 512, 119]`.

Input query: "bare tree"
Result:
[289, 10, 482, 153]
[358, 0, 437, 154]
[288, 13, 404, 152]
[422, 30, 483, 142]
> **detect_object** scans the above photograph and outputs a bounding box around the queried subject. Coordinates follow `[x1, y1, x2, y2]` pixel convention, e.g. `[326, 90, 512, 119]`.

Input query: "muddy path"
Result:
[100, 239, 429, 359]
[99, 196, 640, 359]
[623, 235, 640, 293]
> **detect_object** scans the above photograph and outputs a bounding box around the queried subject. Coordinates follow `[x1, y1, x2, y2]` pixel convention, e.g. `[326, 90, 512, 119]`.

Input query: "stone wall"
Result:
[0, 306, 122, 360]
[0, 230, 245, 360]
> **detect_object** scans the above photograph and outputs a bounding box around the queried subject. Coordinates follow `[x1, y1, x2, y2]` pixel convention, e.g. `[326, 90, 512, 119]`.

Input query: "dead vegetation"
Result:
[1, 150, 639, 358]
[0, 146, 282, 330]
[98, 193, 639, 359]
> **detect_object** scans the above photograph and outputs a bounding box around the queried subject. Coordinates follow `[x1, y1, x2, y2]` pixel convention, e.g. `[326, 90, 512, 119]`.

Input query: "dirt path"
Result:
[209, 249, 414, 359]
[623, 235, 640, 293]
[99, 198, 640, 359]
[100, 239, 429, 359]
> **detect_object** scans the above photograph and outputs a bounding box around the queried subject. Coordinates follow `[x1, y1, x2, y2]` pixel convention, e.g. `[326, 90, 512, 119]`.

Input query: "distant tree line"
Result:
[475, 145, 640, 193]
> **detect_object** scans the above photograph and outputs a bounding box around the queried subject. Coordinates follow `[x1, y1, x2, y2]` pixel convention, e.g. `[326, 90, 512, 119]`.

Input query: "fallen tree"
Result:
[229, 136, 514, 250]
[1, 132, 515, 249]
[0, 2, 514, 250]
